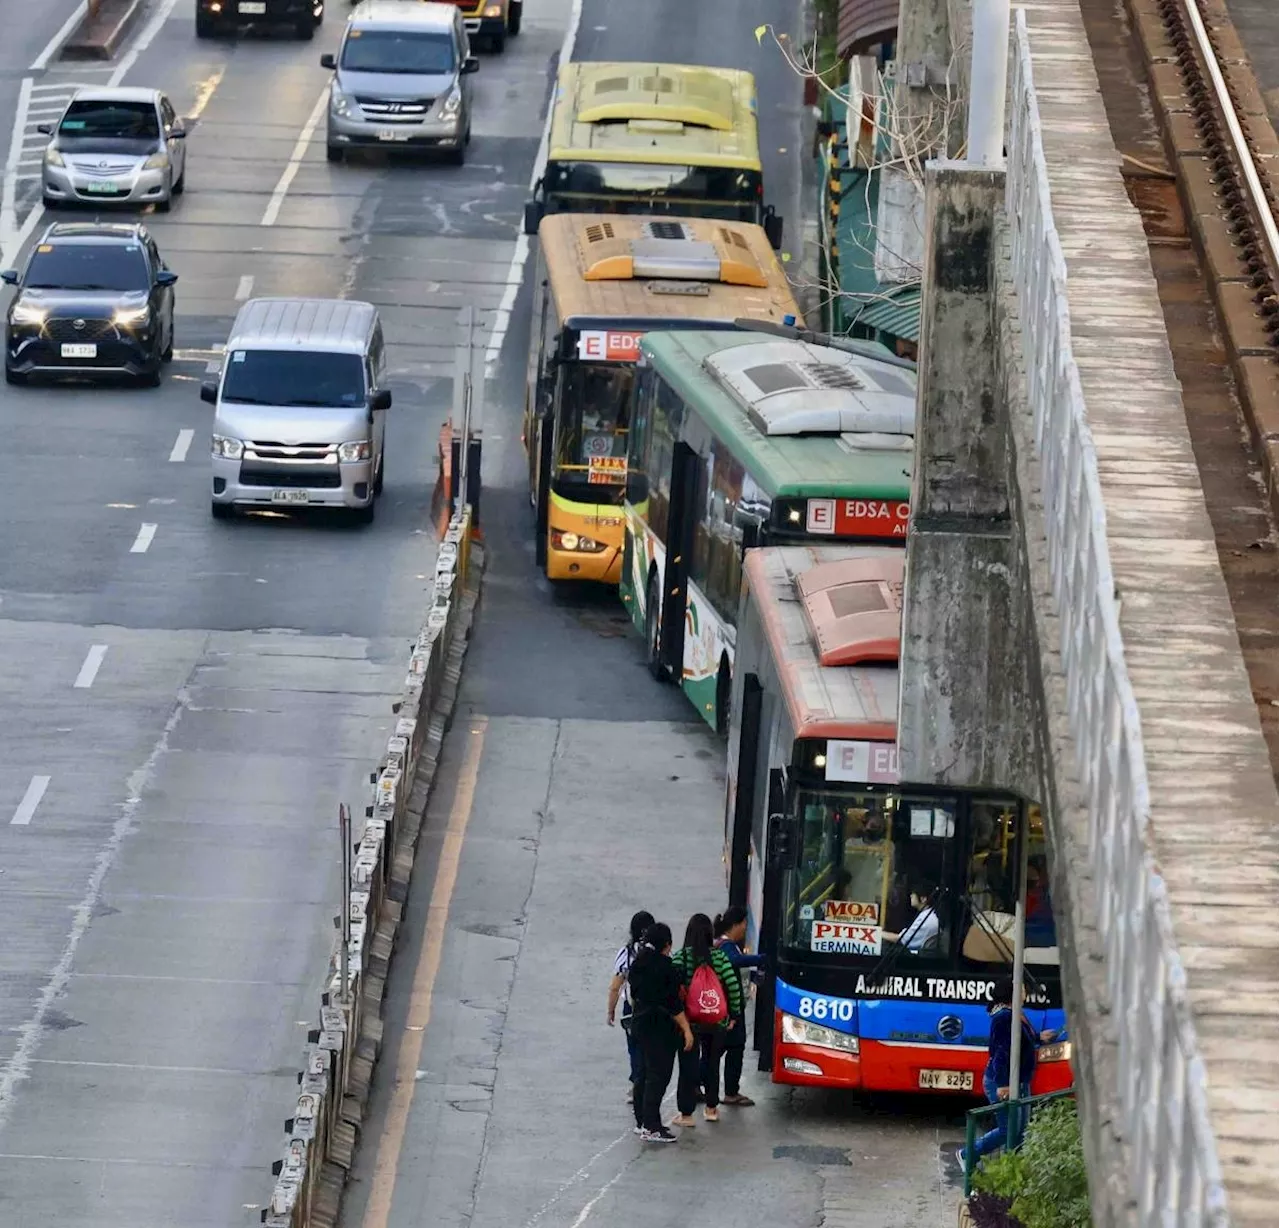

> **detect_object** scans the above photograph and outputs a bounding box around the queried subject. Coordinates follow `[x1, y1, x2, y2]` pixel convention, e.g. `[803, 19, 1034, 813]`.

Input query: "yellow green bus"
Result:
[523, 62, 783, 249]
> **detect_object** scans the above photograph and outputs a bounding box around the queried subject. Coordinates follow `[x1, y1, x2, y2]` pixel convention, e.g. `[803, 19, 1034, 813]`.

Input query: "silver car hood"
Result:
[335, 69, 455, 99]
[214, 401, 370, 446]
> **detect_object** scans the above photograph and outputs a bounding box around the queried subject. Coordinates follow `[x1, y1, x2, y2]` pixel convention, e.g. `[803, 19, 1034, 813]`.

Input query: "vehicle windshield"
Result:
[544, 161, 761, 221]
[782, 791, 1059, 968]
[220, 350, 366, 408]
[58, 99, 159, 141]
[553, 361, 631, 498]
[24, 243, 149, 292]
[340, 30, 456, 74]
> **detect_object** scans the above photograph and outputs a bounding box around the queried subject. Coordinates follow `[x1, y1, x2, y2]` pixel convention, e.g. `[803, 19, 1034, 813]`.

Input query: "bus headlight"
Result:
[781, 1014, 859, 1054]
[551, 530, 607, 553]
[1038, 1041, 1072, 1063]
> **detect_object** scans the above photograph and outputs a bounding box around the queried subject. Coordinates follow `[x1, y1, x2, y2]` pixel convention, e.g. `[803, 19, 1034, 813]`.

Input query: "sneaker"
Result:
[956, 1147, 968, 1169]
[642, 1127, 678, 1143]
[633, 1125, 645, 1136]
[671, 1113, 696, 1128]
[703, 1106, 719, 1122]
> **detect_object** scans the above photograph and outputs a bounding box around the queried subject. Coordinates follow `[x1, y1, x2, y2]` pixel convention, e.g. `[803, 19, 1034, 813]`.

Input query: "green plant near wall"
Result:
[972, 1098, 1093, 1228]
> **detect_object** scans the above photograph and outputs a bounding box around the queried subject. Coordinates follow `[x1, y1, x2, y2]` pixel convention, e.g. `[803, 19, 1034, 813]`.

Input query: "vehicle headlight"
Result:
[44, 148, 64, 168]
[10, 303, 47, 326]
[1039, 1041, 1072, 1063]
[551, 530, 607, 553]
[113, 306, 150, 327]
[211, 435, 243, 459]
[484, 3, 503, 13]
[781, 1013, 859, 1054]
[441, 86, 462, 117]
[330, 86, 353, 117]
[143, 152, 169, 170]
[338, 439, 372, 462]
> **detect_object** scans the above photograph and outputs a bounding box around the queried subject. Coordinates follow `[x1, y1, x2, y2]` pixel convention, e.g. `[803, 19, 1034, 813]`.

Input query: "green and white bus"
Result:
[621, 329, 916, 733]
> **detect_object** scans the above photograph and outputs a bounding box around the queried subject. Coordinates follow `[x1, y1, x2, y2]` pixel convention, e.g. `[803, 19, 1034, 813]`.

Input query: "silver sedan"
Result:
[41, 87, 188, 213]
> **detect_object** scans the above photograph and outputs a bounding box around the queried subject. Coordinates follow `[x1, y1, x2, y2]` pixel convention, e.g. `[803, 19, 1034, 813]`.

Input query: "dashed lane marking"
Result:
[235, 274, 254, 301]
[73, 645, 108, 689]
[10, 776, 51, 826]
[129, 523, 157, 554]
[169, 428, 194, 463]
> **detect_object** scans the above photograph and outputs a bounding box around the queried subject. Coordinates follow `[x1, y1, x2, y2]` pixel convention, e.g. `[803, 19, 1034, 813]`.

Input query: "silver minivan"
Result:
[322, 1, 479, 166]
[201, 298, 390, 524]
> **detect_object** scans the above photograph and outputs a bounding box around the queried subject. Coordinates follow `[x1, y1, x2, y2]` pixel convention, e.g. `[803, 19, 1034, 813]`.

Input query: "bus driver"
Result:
[881, 882, 942, 954]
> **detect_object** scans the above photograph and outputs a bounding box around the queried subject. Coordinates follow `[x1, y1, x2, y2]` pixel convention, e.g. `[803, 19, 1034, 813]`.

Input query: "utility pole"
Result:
[451, 305, 485, 523]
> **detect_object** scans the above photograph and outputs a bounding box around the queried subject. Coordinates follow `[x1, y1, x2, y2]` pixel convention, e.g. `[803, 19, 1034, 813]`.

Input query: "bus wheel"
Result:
[715, 660, 731, 736]
[645, 574, 667, 683]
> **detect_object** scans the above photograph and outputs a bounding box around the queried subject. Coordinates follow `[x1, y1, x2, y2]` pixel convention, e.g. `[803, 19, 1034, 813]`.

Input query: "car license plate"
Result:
[84, 181, 118, 194]
[60, 343, 97, 359]
[377, 129, 410, 142]
[918, 1068, 974, 1091]
[238, 1, 267, 11]
[271, 490, 310, 505]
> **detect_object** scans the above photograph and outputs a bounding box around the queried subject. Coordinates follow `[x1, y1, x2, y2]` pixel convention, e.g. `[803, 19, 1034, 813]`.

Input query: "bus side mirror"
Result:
[766, 812, 795, 865]
[523, 199, 543, 237]
[763, 209, 784, 251]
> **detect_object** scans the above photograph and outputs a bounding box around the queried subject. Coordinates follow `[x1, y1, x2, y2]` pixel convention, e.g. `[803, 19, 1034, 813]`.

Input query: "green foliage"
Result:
[972, 1097, 1092, 1228]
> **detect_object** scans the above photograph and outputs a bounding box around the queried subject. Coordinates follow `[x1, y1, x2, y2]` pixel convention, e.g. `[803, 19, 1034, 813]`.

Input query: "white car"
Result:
[41, 87, 188, 213]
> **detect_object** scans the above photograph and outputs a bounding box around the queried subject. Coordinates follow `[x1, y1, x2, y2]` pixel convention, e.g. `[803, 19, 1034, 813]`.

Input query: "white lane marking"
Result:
[0, 686, 190, 1125]
[10, 776, 51, 826]
[168, 428, 194, 462]
[73, 644, 108, 689]
[0, 78, 32, 254]
[30, 3, 89, 70]
[130, 523, 157, 554]
[261, 89, 329, 227]
[109, 0, 182, 87]
[569, 1171, 626, 1228]
[234, 274, 254, 301]
[484, 0, 584, 372]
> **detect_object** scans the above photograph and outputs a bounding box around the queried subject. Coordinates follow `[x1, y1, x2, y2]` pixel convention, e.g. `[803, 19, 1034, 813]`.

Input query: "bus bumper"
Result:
[773, 1040, 863, 1088]
[545, 533, 622, 583]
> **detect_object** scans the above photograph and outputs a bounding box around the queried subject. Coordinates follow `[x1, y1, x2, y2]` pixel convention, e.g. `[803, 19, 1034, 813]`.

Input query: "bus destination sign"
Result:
[825, 739, 899, 784]
[806, 498, 910, 538]
[576, 330, 645, 362]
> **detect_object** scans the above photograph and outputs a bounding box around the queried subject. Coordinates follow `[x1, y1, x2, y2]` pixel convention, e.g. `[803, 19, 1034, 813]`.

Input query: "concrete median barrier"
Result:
[260, 508, 483, 1228]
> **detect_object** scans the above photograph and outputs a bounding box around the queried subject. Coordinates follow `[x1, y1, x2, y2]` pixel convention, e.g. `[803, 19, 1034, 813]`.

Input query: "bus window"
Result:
[782, 792, 955, 960]
[961, 800, 1059, 966]
[644, 375, 682, 541]
[556, 362, 631, 494]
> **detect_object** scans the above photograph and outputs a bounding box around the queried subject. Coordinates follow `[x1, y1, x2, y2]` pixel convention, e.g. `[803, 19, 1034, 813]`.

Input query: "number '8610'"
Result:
[797, 995, 855, 1023]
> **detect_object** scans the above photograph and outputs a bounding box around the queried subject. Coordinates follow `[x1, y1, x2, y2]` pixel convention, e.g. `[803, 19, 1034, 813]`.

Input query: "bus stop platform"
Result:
[336, 709, 965, 1228]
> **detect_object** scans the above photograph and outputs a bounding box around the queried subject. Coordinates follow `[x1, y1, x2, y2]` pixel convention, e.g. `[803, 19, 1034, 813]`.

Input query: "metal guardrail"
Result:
[1004, 11, 1229, 1224]
[960, 1087, 1077, 1197]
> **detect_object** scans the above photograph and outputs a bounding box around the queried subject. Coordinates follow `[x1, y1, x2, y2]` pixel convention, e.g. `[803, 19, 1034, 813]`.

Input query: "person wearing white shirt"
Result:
[883, 884, 941, 953]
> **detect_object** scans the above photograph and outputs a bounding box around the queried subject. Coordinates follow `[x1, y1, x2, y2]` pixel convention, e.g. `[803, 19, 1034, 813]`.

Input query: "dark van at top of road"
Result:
[196, 0, 325, 41]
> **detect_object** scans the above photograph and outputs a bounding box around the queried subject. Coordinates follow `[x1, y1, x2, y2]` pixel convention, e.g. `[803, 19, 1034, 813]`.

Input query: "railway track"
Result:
[1078, 0, 1279, 777]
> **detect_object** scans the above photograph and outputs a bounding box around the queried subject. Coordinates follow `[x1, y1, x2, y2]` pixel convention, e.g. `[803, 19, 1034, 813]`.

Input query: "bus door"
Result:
[656, 441, 699, 677]
[756, 766, 791, 1072]
[533, 406, 554, 568]
[728, 673, 763, 908]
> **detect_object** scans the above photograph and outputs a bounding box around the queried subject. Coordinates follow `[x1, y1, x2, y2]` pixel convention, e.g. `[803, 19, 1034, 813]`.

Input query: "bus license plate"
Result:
[61, 343, 97, 359]
[919, 1069, 973, 1091]
[239, 2, 267, 12]
[271, 490, 310, 505]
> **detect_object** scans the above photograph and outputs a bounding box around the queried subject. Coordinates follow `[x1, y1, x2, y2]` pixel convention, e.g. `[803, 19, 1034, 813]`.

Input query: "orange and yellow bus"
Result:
[523, 212, 802, 583]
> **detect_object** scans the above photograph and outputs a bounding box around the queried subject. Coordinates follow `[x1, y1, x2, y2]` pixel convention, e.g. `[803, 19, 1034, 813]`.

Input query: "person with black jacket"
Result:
[627, 922, 694, 1143]
[606, 909, 655, 1102]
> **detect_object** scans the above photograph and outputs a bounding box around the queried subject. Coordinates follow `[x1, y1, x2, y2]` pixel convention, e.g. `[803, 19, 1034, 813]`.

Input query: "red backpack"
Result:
[685, 960, 729, 1028]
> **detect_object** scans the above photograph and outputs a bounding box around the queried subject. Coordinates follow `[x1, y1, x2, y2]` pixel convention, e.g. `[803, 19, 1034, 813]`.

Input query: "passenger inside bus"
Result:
[556, 363, 631, 486]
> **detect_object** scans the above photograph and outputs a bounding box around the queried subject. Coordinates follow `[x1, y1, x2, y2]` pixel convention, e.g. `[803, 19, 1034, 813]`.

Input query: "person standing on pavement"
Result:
[963, 976, 1054, 1165]
[671, 913, 742, 1125]
[711, 906, 764, 1107]
[628, 922, 694, 1144]
[607, 909, 655, 1103]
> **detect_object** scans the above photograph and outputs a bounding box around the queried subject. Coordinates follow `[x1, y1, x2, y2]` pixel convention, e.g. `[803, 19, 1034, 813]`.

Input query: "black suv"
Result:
[2, 222, 178, 387]
[197, 0, 324, 40]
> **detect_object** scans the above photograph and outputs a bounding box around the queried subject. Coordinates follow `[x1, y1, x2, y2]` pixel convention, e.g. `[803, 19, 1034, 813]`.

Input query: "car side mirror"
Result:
[320, 53, 337, 69]
[462, 56, 480, 74]
[370, 388, 392, 411]
[36, 123, 51, 136]
[763, 210, 784, 251]
[199, 380, 218, 404]
[0, 269, 17, 286]
[156, 270, 178, 287]
[170, 121, 186, 138]
[523, 199, 542, 237]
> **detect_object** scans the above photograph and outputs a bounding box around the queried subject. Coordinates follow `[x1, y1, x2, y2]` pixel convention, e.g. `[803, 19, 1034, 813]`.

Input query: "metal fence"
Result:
[1003, 11, 1229, 1224]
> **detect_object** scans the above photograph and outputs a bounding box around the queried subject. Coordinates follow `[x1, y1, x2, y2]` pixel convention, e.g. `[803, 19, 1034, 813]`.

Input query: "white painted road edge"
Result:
[30, 2, 89, 72]
[169, 428, 194, 463]
[261, 88, 330, 227]
[130, 523, 158, 554]
[74, 644, 109, 689]
[484, 0, 584, 374]
[10, 775, 51, 826]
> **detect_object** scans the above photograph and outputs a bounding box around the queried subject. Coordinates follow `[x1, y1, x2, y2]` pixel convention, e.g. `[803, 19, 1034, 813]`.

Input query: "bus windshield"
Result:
[554, 361, 631, 492]
[783, 791, 1059, 967]
[544, 161, 761, 220]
